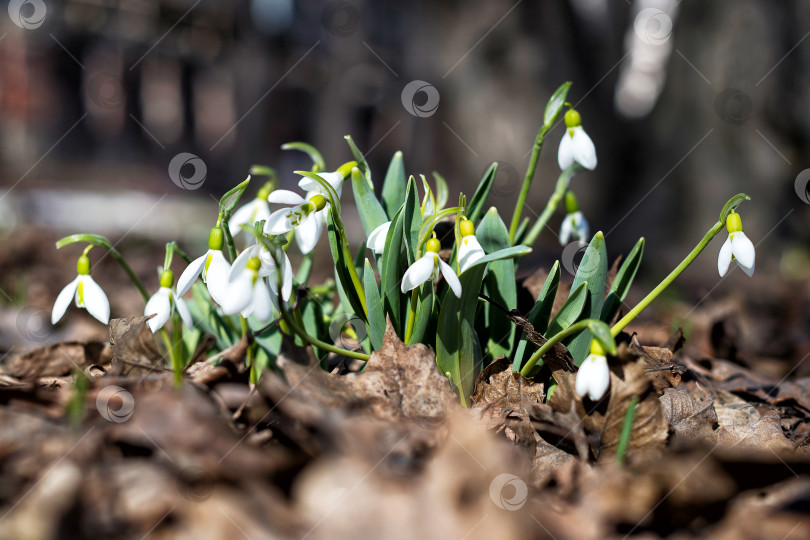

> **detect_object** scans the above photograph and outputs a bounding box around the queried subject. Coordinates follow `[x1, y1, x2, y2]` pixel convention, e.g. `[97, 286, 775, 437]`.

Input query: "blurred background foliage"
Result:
[1, 0, 809, 308]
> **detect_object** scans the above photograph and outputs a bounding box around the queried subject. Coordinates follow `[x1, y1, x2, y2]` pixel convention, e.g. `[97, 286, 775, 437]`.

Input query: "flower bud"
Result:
[309, 194, 327, 212]
[208, 226, 225, 250]
[426, 237, 441, 253]
[160, 269, 174, 288]
[77, 254, 91, 275]
[459, 219, 475, 238]
[564, 191, 579, 214]
[726, 212, 743, 233]
[564, 109, 582, 129]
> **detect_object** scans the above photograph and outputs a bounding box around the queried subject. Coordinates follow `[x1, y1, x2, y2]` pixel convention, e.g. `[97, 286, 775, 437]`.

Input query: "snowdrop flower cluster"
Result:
[717, 212, 755, 277]
[52, 252, 110, 325]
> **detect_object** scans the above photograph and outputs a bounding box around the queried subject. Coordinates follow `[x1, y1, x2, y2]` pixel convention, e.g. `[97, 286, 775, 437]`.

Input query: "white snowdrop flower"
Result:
[231, 243, 293, 305]
[559, 191, 590, 245]
[558, 108, 597, 171]
[718, 212, 755, 277]
[367, 221, 391, 255]
[176, 226, 231, 306]
[264, 192, 329, 255]
[144, 269, 193, 333]
[228, 183, 272, 237]
[575, 341, 610, 401]
[457, 218, 486, 274]
[401, 237, 462, 298]
[51, 253, 110, 325]
[221, 256, 275, 322]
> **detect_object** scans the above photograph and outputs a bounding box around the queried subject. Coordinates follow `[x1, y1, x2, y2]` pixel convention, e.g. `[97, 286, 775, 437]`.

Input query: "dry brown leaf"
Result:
[6, 340, 110, 378]
[108, 317, 164, 377]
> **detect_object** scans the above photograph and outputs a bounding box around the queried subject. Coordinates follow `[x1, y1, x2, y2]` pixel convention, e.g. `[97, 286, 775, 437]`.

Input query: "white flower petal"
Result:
[571, 126, 597, 170]
[295, 214, 322, 254]
[401, 254, 436, 293]
[267, 189, 306, 205]
[731, 232, 755, 276]
[229, 245, 256, 282]
[717, 235, 733, 277]
[205, 251, 231, 305]
[173, 292, 194, 329]
[52, 277, 79, 324]
[299, 171, 343, 198]
[367, 221, 391, 255]
[144, 288, 171, 333]
[458, 236, 486, 274]
[438, 258, 463, 298]
[264, 208, 296, 235]
[176, 254, 207, 297]
[575, 354, 610, 401]
[280, 251, 294, 301]
[229, 199, 261, 234]
[574, 211, 590, 240]
[220, 273, 254, 315]
[558, 131, 574, 170]
[559, 214, 573, 246]
[80, 275, 110, 325]
[250, 279, 274, 322]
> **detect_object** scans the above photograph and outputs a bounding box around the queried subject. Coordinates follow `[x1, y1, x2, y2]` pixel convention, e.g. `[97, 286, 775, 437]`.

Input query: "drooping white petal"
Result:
[229, 245, 256, 282]
[176, 254, 207, 296]
[144, 288, 172, 333]
[401, 254, 437, 293]
[249, 279, 274, 322]
[299, 171, 343, 198]
[458, 235, 486, 274]
[280, 250, 294, 301]
[229, 199, 269, 235]
[559, 214, 573, 245]
[173, 291, 194, 329]
[264, 207, 297, 235]
[220, 272, 254, 315]
[571, 126, 597, 170]
[438, 258, 463, 298]
[267, 189, 306, 205]
[295, 213, 323, 254]
[731, 232, 755, 277]
[367, 221, 391, 255]
[52, 277, 80, 324]
[558, 131, 574, 170]
[204, 250, 231, 305]
[717, 235, 733, 277]
[79, 275, 110, 325]
[575, 354, 610, 401]
[575, 212, 590, 240]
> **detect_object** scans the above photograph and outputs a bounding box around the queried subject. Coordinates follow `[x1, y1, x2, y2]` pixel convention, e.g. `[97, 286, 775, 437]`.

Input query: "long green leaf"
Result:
[467, 162, 497, 224]
[402, 176, 422, 264]
[281, 142, 325, 172]
[436, 265, 487, 406]
[463, 245, 532, 271]
[363, 260, 385, 350]
[545, 281, 589, 337]
[512, 261, 560, 371]
[565, 232, 609, 363]
[219, 176, 251, 214]
[381, 151, 406, 217]
[351, 167, 388, 236]
[476, 208, 516, 360]
[326, 213, 365, 319]
[380, 206, 406, 334]
[601, 237, 645, 323]
[433, 171, 449, 210]
[344, 135, 373, 188]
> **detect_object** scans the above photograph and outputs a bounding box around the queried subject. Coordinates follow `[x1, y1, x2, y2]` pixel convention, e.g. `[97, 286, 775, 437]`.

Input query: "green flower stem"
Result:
[280, 304, 370, 361]
[220, 214, 238, 262]
[520, 318, 595, 377]
[616, 395, 638, 465]
[160, 329, 182, 388]
[521, 164, 578, 248]
[509, 124, 551, 245]
[342, 241, 368, 319]
[404, 288, 419, 343]
[610, 220, 724, 338]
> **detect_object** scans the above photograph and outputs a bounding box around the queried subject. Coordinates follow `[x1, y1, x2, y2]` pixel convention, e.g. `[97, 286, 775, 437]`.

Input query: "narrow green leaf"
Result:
[380, 206, 406, 333]
[363, 260, 385, 350]
[381, 151, 406, 217]
[219, 176, 251, 214]
[476, 208, 516, 360]
[719, 193, 751, 223]
[407, 284, 433, 345]
[462, 245, 532, 272]
[281, 142, 325, 172]
[56, 233, 113, 250]
[433, 171, 449, 210]
[344, 135, 373, 188]
[436, 265, 487, 406]
[565, 232, 609, 363]
[545, 281, 589, 337]
[351, 167, 388, 236]
[402, 176, 422, 264]
[544, 81, 572, 127]
[512, 261, 560, 372]
[326, 213, 365, 319]
[601, 238, 645, 323]
[467, 162, 497, 224]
